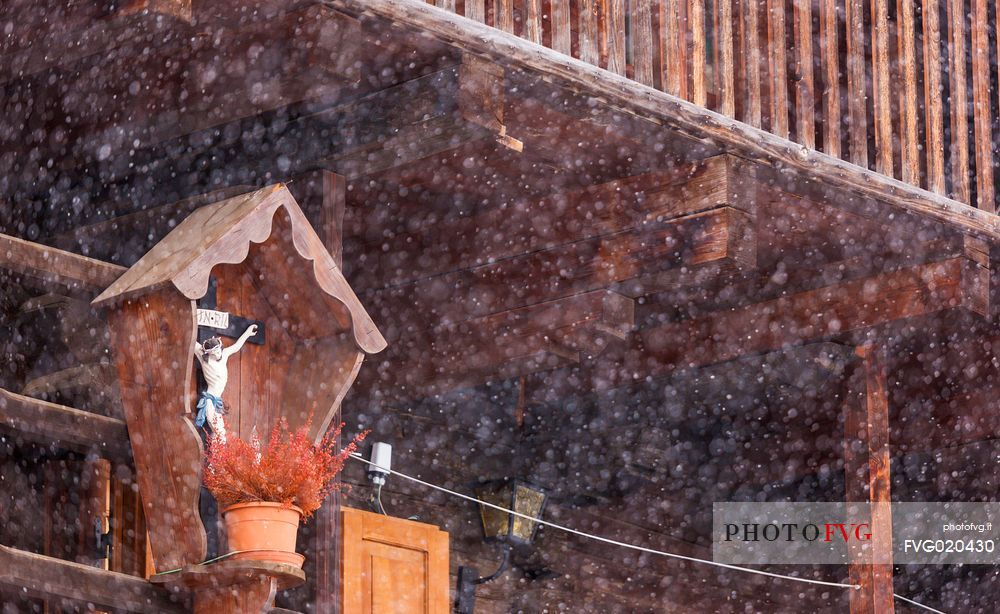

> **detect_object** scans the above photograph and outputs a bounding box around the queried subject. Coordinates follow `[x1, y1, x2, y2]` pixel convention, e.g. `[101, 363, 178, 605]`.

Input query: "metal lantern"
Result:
[475, 479, 547, 546]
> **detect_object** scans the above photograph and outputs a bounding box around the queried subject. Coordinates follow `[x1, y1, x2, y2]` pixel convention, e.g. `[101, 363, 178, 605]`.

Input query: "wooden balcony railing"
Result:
[437, 0, 999, 213]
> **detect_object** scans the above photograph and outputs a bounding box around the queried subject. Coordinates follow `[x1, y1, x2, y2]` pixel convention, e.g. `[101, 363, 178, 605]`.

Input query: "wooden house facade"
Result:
[1, 1, 998, 612]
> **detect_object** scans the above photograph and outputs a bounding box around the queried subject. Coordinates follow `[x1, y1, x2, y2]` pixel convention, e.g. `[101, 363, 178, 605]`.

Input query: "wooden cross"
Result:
[195, 276, 266, 345]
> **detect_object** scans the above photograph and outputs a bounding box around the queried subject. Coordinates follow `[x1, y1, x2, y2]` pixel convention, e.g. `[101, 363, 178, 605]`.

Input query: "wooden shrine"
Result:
[89, 184, 385, 606]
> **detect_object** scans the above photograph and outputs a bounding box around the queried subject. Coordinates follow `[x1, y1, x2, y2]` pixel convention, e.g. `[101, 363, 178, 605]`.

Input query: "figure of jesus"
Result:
[194, 323, 258, 440]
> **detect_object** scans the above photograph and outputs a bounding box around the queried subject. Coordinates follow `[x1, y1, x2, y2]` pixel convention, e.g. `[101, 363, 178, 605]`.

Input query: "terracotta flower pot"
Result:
[222, 502, 306, 568]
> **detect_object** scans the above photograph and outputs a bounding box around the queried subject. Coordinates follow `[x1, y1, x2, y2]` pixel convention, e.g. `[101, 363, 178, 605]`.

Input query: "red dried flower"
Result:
[203, 418, 367, 519]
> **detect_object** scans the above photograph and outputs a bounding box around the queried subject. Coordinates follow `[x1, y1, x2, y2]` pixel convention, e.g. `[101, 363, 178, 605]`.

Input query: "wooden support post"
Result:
[843, 343, 894, 614]
[193, 577, 276, 614]
[290, 171, 347, 270]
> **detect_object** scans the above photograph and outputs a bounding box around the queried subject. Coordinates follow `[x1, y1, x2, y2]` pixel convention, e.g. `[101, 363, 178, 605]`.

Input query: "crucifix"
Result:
[193, 276, 266, 439]
[195, 276, 266, 345]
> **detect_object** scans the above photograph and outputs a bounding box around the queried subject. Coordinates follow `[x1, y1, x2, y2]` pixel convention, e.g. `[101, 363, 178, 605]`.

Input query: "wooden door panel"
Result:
[341, 507, 448, 614]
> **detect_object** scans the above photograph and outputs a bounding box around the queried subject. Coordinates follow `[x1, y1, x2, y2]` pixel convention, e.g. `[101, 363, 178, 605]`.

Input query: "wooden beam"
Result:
[639, 257, 985, 376]
[0, 388, 131, 460]
[361, 290, 634, 395]
[355, 155, 756, 290]
[843, 343, 895, 613]
[361, 205, 751, 356]
[310, 63, 511, 178]
[49, 186, 254, 260]
[325, 0, 1000, 242]
[0, 544, 183, 612]
[0, 388, 129, 459]
[0, 4, 190, 85]
[0, 233, 125, 297]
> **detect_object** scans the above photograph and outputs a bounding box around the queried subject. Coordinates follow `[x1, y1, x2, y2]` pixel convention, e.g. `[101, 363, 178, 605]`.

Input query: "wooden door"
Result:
[341, 507, 449, 614]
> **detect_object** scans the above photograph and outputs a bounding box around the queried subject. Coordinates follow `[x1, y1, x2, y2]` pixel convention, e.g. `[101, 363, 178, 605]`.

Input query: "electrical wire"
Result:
[348, 453, 949, 613]
[891, 593, 948, 614]
[151, 549, 274, 576]
[376, 482, 388, 516]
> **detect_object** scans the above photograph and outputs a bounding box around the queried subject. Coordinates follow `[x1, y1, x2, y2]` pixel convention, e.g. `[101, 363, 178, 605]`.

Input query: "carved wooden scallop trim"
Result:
[93, 184, 386, 354]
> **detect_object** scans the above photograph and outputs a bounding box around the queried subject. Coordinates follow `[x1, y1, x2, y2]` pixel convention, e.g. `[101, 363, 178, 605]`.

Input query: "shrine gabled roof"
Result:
[91, 184, 386, 354]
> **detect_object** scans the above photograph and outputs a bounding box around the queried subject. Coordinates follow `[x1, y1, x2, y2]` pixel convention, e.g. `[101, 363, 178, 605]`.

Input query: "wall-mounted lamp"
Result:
[455, 479, 548, 614]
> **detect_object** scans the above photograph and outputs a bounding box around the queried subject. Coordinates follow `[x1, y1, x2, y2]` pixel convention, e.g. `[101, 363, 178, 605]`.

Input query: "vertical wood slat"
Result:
[947, 0, 971, 203]
[523, 0, 543, 43]
[767, 0, 789, 138]
[633, 0, 658, 86]
[580, 0, 602, 64]
[793, 0, 816, 148]
[607, 0, 627, 75]
[896, 0, 920, 184]
[690, 0, 707, 106]
[734, 0, 748, 118]
[465, 0, 486, 22]
[551, 0, 573, 54]
[923, 0, 946, 193]
[871, 0, 894, 176]
[971, 0, 995, 211]
[846, 0, 869, 166]
[496, 0, 516, 33]
[820, 0, 841, 157]
[434, 0, 457, 12]
[742, 0, 763, 126]
[662, 0, 686, 97]
[718, 0, 736, 116]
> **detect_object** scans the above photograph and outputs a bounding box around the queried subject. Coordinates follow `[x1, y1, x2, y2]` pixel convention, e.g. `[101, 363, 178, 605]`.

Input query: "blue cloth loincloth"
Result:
[195, 391, 225, 429]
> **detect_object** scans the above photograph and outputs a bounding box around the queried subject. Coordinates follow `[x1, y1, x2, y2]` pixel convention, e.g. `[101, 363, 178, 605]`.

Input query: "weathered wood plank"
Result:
[971, 0, 995, 212]
[580, 0, 601, 64]
[947, 0, 971, 203]
[662, 0, 688, 97]
[633, 0, 657, 87]
[870, 0, 894, 176]
[689, 0, 707, 105]
[496, 0, 515, 33]
[923, 0, 947, 194]
[524, 0, 543, 44]
[897, 0, 920, 184]
[819, 0, 841, 157]
[464, 0, 486, 21]
[0, 388, 131, 460]
[766, 0, 789, 138]
[0, 544, 183, 612]
[792, 0, 814, 147]
[846, 0, 869, 166]
[606, 0, 627, 75]
[0, 233, 125, 296]
[717, 0, 735, 117]
[742, 0, 763, 127]
[551, 0, 573, 54]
